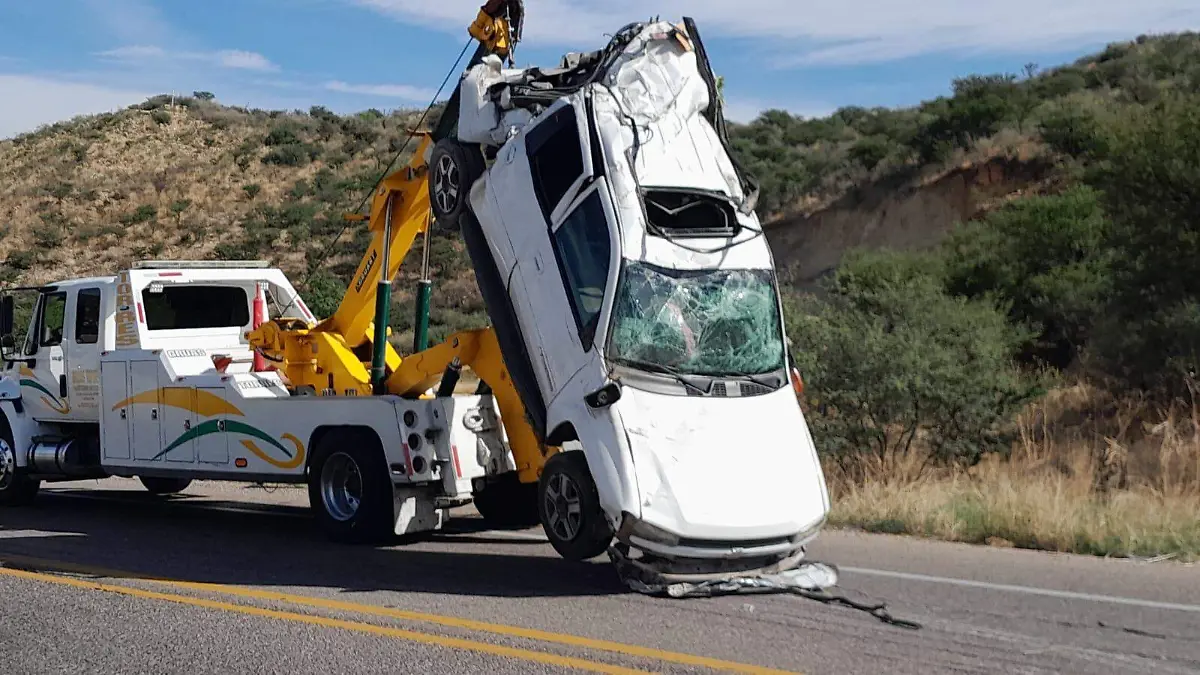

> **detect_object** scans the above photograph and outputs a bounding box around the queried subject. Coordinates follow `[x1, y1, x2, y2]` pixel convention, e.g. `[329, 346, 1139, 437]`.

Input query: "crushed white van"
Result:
[429, 18, 831, 581]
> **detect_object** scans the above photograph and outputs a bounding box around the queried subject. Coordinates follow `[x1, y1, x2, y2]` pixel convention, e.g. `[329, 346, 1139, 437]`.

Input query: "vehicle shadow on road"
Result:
[0, 491, 629, 599]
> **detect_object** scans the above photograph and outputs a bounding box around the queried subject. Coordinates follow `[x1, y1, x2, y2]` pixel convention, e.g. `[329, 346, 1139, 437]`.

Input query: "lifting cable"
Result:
[276, 35, 476, 320]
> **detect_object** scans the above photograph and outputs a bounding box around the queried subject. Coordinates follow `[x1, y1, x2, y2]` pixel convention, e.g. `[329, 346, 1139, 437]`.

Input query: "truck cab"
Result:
[431, 18, 830, 577]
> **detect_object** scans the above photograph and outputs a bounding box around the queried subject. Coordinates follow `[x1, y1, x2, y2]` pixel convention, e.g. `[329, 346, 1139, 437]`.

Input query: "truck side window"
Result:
[39, 292, 67, 347]
[551, 190, 611, 351]
[526, 105, 584, 221]
[75, 288, 101, 344]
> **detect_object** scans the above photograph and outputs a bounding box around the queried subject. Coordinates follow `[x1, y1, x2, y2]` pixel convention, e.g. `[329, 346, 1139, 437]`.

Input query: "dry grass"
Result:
[826, 384, 1200, 560]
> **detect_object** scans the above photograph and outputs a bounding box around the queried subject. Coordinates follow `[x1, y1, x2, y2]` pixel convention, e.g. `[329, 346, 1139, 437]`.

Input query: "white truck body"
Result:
[0, 262, 512, 536]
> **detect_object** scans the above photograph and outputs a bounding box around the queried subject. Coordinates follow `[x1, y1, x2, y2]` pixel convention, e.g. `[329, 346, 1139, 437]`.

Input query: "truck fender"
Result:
[0, 374, 21, 403]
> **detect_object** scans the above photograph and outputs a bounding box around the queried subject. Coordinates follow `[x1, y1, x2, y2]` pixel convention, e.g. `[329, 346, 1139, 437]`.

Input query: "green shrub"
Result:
[787, 249, 1042, 467]
[943, 186, 1113, 369]
[1082, 92, 1200, 396]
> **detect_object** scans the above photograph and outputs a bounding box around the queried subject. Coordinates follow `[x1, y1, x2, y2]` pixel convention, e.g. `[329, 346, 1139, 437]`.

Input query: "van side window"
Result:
[526, 105, 584, 221]
[39, 292, 67, 347]
[75, 288, 101, 344]
[551, 190, 611, 350]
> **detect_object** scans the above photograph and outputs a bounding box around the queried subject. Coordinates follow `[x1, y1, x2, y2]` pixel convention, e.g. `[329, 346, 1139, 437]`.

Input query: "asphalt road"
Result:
[0, 479, 1197, 674]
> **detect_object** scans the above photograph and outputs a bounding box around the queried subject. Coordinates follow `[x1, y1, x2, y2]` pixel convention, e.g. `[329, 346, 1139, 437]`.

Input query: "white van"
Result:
[428, 18, 830, 579]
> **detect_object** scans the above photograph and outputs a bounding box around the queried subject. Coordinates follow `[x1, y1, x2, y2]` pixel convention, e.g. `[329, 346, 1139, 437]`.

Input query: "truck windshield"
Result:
[607, 261, 786, 377]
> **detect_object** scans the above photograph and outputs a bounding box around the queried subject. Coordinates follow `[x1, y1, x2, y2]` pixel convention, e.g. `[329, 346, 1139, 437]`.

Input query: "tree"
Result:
[787, 249, 1041, 469]
[942, 186, 1113, 370]
[1082, 92, 1200, 396]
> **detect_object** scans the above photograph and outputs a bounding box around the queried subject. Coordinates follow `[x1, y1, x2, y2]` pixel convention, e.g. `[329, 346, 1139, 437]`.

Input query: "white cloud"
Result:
[215, 50, 280, 72]
[0, 74, 147, 139]
[347, 0, 1200, 66]
[96, 46, 280, 72]
[325, 80, 436, 101]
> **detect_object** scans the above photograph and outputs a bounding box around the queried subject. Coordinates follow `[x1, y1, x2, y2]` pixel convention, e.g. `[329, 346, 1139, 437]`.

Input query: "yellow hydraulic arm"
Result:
[248, 0, 548, 482]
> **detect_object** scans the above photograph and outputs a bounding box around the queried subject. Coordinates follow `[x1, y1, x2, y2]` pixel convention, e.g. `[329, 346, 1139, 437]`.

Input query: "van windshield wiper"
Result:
[725, 370, 784, 389]
[612, 357, 710, 395]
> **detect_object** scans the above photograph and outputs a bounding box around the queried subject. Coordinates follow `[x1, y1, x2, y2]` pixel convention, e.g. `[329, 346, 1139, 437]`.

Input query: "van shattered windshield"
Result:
[607, 261, 786, 378]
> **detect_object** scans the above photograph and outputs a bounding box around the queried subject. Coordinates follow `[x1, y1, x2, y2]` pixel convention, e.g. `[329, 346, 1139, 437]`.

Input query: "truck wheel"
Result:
[429, 138, 485, 229]
[538, 451, 613, 561]
[139, 477, 192, 495]
[0, 420, 39, 506]
[307, 430, 393, 545]
[472, 473, 539, 529]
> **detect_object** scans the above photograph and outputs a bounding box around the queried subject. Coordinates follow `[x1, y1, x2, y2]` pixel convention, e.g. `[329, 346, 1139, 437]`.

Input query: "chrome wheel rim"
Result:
[543, 472, 583, 541]
[0, 438, 14, 492]
[320, 452, 362, 522]
[433, 154, 460, 215]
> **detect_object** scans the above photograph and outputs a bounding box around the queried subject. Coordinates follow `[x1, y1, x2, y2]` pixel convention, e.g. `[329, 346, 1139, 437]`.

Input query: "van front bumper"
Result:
[611, 511, 825, 582]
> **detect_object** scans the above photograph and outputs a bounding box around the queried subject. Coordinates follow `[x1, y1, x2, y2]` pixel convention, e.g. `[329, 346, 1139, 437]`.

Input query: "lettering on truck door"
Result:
[65, 287, 103, 420]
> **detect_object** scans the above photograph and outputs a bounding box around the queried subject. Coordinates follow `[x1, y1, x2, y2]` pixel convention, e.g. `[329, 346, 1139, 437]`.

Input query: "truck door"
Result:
[65, 287, 103, 421]
[23, 290, 71, 420]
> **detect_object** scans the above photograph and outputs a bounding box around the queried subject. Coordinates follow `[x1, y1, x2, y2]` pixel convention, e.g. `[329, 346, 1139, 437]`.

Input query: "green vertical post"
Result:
[412, 213, 434, 354]
[370, 279, 392, 395]
[413, 280, 432, 353]
[371, 195, 394, 396]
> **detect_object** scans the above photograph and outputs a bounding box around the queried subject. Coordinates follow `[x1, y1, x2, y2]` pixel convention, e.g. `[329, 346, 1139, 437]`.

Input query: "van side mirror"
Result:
[585, 382, 621, 409]
[0, 334, 13, 354]
[0, 295, 12, 337]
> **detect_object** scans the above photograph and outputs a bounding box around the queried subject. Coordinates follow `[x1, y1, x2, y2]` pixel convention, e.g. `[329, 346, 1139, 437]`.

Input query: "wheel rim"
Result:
[320, 452, 363, 522]
[543, 472, 583, 541]
[433, 153, 460, 215]
[0, 438, 14, 492]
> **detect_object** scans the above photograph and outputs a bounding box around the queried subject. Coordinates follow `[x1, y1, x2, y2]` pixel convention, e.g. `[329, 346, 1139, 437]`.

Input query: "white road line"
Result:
[839, 565, 1200, 614]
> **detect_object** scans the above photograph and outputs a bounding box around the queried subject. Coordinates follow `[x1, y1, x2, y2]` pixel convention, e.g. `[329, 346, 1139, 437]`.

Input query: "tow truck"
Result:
[0, 2, 832, 588]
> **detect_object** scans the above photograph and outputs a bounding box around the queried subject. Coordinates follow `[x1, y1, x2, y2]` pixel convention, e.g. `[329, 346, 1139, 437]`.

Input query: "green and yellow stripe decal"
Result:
[116, 386, 305, 470]
[18, 366, 70, 414]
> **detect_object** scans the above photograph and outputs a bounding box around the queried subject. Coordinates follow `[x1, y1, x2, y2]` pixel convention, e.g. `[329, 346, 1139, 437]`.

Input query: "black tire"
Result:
[472, 472, 540, 529]
[0, 415, 39, 507]
[307, 429, 394, 545]
[139, 476, 192, 495]
[538, 451, 613, 561]
[429, 138, 485, 229]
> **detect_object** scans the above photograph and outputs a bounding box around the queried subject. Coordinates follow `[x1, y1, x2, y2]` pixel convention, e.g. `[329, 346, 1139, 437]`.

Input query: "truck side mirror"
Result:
[0, 295, 12, 337]
[0, 334, 13, 354]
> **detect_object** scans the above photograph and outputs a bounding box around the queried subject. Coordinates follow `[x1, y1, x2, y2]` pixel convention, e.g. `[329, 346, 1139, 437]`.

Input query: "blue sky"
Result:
[2, 0, 1199, 138]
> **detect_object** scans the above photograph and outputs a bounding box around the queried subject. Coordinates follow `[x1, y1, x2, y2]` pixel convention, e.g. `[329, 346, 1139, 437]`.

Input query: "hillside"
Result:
[0, 95, 489, 348]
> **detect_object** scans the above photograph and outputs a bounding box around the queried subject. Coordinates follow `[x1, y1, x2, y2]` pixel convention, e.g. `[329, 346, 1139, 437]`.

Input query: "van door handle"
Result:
[59, 374, 67, 397]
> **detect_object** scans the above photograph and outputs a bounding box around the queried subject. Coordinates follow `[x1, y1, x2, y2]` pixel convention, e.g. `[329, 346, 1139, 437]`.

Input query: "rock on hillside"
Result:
[766, 155, 1059, 289]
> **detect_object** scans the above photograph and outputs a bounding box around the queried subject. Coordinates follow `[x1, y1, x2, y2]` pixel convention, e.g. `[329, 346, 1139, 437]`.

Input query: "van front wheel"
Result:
[538, 451, 612, 561]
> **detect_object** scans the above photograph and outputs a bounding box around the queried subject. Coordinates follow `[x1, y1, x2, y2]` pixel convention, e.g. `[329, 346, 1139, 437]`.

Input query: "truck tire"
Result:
[0, 417, 39, 506]
[307, 429, 393, 545]
[139, 476, 192, 495]
[538, 451, 613, 561]
[429, 138, 485, 230]
[472, 472, 539, 529]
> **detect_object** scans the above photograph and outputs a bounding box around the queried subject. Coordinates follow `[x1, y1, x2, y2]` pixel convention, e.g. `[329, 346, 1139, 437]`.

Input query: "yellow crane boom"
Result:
[248, 0, 549, 483]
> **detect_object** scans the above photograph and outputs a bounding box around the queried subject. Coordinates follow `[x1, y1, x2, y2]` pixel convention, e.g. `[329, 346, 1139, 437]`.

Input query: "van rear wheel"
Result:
[538, 451, 612, 561]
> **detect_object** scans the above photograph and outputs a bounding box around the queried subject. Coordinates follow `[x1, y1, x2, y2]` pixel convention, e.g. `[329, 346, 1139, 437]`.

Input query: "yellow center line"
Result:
[0, 565, 647, 675]
[0, 553, 797, 675]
